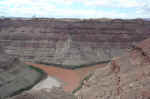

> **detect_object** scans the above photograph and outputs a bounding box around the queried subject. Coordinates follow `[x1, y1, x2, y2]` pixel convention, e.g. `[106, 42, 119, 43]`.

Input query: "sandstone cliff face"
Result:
[0, 46, 45, 99]
[0, 18, 150, 66]
[76, 38, 150, 99]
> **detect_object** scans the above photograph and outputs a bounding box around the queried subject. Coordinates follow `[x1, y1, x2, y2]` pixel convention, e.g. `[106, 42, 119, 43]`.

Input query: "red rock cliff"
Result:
[0, 18, 150, 67]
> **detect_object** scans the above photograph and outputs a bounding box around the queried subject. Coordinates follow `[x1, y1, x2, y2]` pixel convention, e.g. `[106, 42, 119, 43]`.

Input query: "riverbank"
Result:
[25, 62, 106, 93]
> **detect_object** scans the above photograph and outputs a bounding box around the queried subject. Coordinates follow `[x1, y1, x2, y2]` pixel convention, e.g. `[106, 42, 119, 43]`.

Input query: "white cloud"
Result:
[0, 0, 57, 17]
[44, 8, 128, 18]
[83, 0, 143, 8]
[0, 0, 150, 18]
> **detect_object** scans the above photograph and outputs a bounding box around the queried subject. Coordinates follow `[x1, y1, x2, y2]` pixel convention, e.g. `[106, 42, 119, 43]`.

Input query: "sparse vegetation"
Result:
[37, 61, 109, 70]
[72, 73, 93, 94]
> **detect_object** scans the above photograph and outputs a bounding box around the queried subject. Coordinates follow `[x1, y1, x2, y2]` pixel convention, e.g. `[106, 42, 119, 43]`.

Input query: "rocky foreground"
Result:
[9, 88, 75, 99]
[76, 38, 150, 99]
[0, 18, 150, 67]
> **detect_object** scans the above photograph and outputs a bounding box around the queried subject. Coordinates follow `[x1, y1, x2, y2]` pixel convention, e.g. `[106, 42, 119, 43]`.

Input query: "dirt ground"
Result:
[26, 62, 106, 93]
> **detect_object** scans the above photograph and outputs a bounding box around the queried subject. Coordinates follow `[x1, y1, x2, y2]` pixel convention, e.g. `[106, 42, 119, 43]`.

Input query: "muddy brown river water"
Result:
[25, 62, 106, 93]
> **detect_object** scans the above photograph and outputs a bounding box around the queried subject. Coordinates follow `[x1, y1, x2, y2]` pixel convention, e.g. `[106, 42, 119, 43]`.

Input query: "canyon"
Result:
[0, 45, 75, 99]
[0, 18, 150, 67]
[76, 38, 150, 99]
[1, 18, 150, 99]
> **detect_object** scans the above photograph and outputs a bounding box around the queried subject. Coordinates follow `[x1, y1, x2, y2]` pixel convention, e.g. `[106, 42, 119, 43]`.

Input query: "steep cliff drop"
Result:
[0, 46, 46, 99]
[76, 38, 150, 99]
[0, 18, 150, 68]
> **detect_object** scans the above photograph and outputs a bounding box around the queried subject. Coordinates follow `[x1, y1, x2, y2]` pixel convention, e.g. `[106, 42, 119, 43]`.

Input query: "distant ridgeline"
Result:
[0, 18, 150, 68]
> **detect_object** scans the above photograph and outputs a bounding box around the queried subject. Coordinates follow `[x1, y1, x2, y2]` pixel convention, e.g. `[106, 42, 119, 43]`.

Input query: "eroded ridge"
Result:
[76, 38, 150, 99]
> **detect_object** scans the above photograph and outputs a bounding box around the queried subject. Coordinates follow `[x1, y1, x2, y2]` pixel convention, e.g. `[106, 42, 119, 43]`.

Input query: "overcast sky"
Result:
[0, 0, 150, 19]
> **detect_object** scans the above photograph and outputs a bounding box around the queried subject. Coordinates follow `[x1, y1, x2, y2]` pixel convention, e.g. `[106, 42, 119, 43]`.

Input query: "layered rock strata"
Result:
[0, 18, 150, 66]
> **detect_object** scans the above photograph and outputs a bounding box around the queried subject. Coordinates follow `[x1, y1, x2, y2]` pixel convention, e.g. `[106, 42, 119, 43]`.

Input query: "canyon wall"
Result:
[76, 38, 150, 99]
[0, 46, 45, 98]
[0, 18, 150, 67]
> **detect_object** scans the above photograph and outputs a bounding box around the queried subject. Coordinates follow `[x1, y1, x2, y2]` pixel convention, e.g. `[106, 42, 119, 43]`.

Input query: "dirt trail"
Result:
[26, 62, 106, 93]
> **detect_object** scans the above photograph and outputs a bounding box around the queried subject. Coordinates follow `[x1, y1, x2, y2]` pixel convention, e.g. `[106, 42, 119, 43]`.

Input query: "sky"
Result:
[0, 0, 150, 19]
